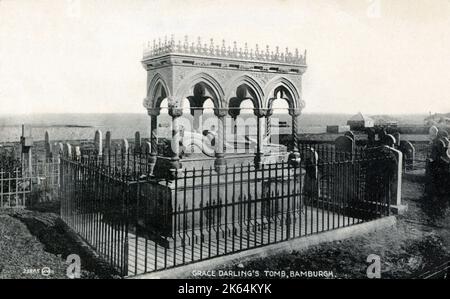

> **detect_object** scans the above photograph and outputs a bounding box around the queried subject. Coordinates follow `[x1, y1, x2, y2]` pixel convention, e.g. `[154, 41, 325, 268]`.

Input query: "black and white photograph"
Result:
[0, 0, 449, 288]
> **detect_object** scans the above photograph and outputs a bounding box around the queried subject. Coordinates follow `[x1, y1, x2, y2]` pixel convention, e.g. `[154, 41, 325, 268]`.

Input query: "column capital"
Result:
[228, 108, 240, 119]
[289, 108, 302, 117]
[147, 108, 161, 116]
[168, 107, 183, 118]
[254, 108, 271, 118]
[214, 108, 228, 118]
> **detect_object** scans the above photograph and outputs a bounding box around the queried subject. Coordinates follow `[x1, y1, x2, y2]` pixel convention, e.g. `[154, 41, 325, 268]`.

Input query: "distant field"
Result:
[0, 112, 430, 143]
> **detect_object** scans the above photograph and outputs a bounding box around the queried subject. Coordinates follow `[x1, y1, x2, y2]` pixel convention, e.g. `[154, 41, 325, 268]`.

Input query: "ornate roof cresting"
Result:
[143, 35, 307, 66]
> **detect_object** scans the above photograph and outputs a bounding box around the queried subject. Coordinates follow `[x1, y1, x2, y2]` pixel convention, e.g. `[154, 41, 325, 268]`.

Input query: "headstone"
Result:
[438, 129, 449, 139]
[75, 146, 81, 159]
[383, 146, 404, 212]
[393, 132, 401, 147]
[121, 139, 129, 154]
[44, 131, 52, 158]
[58, 143, 64, 155]
[367, 128, 376, 147]
[399, 140, 415, 170]
[429, 126, 439, 141]
[135, 131, 141, 153]
[105, 131, 112, 150]
[64, 143, 72, 157]
[142, 141, 151, 154]
[378, 128, 387, 143]
[344, 130, 355, 141]
[383, 134, 396, 148]
[335, 135, 354, 160]
[94, 130, 103, 156]
[302, 147, 319, 197]
[431, 138, 446, 161]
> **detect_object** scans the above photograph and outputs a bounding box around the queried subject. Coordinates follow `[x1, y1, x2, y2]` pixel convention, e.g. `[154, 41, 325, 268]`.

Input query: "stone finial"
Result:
[143, 36, 307, 65]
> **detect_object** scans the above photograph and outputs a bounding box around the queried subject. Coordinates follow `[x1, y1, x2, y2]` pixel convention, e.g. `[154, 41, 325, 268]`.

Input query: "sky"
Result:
[0, 0, 450, 115]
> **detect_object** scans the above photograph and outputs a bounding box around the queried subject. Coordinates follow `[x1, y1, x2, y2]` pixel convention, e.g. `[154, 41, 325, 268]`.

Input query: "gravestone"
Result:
[335, 135, 354, 161]
[429, 126, 439, 141]
[94, 130, 103, 156]
[384, 146, 405, 213]
[142, 141, 151, 154]
[75, 146, 81, 159]
[378, 128, 387, 143]
[399, 140, 415, 170]
[135, 131, 141, 153]
[367, 128, 376, 147]
[393, 132, 401, 147]
[301, 147, 319, 198]
[438, 129, 449, 139]
[58, 143, 64, 155]
[64, 143, 72, 157]
[105, 131, 112, 151]
[344, 130, 355, 141]
[431, 138, 446, 161]
[44, 131, 52, 158]
[121, 139, 129, 154]
[383, 134, 396, 148]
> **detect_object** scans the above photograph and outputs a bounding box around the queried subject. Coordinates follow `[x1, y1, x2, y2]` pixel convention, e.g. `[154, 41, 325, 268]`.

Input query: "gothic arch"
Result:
[264, 76, 301, 110]
[146, 73, 171, 109]
[175, 71, 224, 109]
[225, 74, 264, 111]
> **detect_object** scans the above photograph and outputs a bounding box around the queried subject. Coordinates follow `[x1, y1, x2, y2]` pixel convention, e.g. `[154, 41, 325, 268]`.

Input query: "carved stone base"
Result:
[214, 155, 227, 173]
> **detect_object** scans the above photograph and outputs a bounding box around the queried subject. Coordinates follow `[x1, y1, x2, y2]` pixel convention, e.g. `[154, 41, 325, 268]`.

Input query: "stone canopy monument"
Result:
[141, 36, 307, 174]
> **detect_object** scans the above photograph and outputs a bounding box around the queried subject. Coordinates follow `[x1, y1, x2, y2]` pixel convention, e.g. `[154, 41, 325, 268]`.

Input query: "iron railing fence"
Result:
[297, 142, 368, 163]
[0, 157, 60, 208]
[60, 150, 393, 277]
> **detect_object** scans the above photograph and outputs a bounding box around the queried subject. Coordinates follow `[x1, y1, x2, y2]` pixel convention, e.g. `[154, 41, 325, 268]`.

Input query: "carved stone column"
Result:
[288, 108, 302, 166]
[147, 108, 160, 174]
[214, 108, 228, 172]
[169, 106, 183, 173]
[228, 108, 240, 155]
[254, 108, 267, 169]
[265, 108, 273, 144]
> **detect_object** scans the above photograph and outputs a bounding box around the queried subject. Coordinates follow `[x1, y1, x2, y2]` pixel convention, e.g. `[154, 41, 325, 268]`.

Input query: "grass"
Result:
[0, 207, 120, 279]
